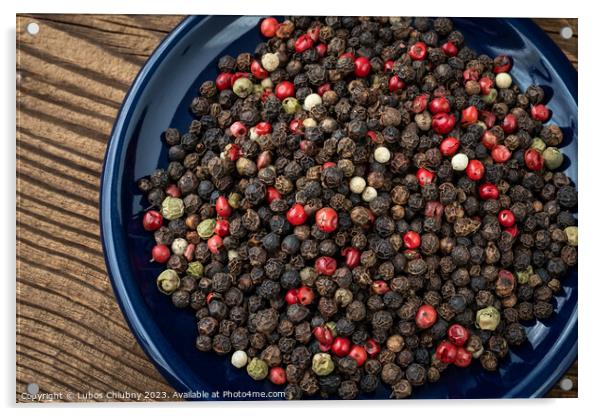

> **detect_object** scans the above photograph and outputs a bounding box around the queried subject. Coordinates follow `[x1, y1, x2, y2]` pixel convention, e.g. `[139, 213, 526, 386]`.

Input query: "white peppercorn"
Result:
[451, 153, 469, 171]
[495, 73, 512, 89]
[349, 177, 367, 194]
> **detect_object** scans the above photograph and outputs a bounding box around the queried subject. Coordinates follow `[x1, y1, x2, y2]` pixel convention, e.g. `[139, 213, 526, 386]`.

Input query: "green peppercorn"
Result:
[253, 84, 264, 97]
[232, 77, 253, 98]
[282, 97, 301, 114]
[228, 192, 242, 209]
[542, 147, 564, 170]
[564, 226, 578, 246]
[476, 306, 501, 331]
[531, 137, 546, 152]
[312, 353, 335, 376]
[197, 218, 217, 239]
[516, 266, 533, 285]
[157, 269, 180, 295]
[482, 88, 498, 104]
[187, 261, 204, 278]
[246, 357, 268, 380]
[161, 196, 184, 220]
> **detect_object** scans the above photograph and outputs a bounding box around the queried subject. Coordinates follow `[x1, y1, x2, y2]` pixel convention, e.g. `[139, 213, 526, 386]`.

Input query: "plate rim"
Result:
[100, 15, 577, 399]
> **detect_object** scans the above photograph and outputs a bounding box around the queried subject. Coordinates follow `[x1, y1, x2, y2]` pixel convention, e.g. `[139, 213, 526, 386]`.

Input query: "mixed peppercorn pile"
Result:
[137, 16, 578, 399]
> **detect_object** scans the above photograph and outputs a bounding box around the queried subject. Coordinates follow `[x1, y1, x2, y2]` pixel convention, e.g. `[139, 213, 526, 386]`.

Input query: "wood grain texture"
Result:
[15, 15, 577, 402]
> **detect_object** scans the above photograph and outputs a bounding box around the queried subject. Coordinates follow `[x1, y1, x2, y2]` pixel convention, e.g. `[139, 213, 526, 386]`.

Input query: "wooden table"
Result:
[15, 15, 578, 402]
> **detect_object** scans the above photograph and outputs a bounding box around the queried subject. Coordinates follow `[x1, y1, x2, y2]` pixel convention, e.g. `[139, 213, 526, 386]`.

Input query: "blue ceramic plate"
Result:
[100, 16, 578, 400]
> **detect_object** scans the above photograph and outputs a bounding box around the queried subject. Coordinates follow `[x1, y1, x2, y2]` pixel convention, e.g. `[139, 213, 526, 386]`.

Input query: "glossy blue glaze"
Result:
[100, 16, 577, 400]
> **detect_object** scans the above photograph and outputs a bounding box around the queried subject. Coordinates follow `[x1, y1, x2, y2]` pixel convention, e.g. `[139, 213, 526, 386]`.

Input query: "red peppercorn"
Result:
[441, 41, 458, 57]
[408, 41, 427, 60]
[493, 55, 513, 74]
[286, 203, 308, 225]
[307, 26, 320, 41]
[322, 162, 336, 169]
[254, 121, 272, 136]
[431, 113, 456, 135]
[206, 292, 215, 304]
[256, 151, 272, 170]
[478, 183, 499, 200]
[349, 345, 368, 366]
[388, 75, 405, 92]
[480, 110, 496, 129]
[268, 367, 286, 385]
[315, 207, 338, 233]
[365, 339, 381, 358]
[274, 81, 295, 101]
[498, 209, 515, 228]
[229, 121, 248, 138]
[505, 224, 519, 238]
[142, 210, 163, 231]
[151, 244, 170, 263]
[315, 256, 337, 276]
[215, 196, 232, 218]
[260, 17, 279, 38]
[501, 114, 518, 134]
[354, 56, 371, 78]
[384, 60, 395, 72]
[183, 243, 195, 262]
[207, 234, 223, 254]
[491, 144, 512, 163]
[296, 286, 314, 305]
[250, 60, 268, 80]
[424, 201, 444, 219]
[339, 52, 355, 60]
[428, 97, 451, 114]
[331, 337, 351, 357]
[366, 130, 379, 143]
[481, 130, 498, 150]
[466, 159, 485, 181]
[415, 304, 437, 329]
[454, 347, 472, 368]
[315, 43, 327, 57]
[289, 119, 303, 135]
[294, 34, 314, 53]
[317, 83, 331, 96]
[439, 137, 460, 157]
[318, 343, 331, 352]
[371, 280, 390, 295]
[479, 76, 494, 95]
[224, 143, 240, 161]
[524, 148, 544, 171]
[261, 89, 273, 102]
[435, 340, 458, 364]
[461, 105, 478, 126]
[215, 72, 233, 91]
[230, 72, 248, 84]
[463, 68, 479, 82]
[531, 104, 550, 122]
[403, 230, 421, 250]
[213, 219, 230, 237]
[166, 184, 181, 198]
[313, 325, 334, 346]
[266, 186, 282, 204]
[416, 167, 435, 187]
[341, 247, 360, 269]
[447, 324, 470, 347]
[411, 94, 428, 113]
[285, 288, 299, 305]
